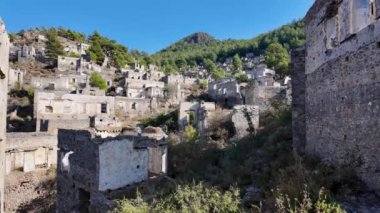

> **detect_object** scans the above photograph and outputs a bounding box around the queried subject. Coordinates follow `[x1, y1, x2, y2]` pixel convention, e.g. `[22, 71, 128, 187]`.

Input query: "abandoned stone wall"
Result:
[57, 130, 99, 212]
[31, 76, 70, 90]
[57, 56, 79, 72]
[115, 97, 153, 118]
[291, 46, 306, 155]
[245, 83, 287, 112]
[37, 119, 90, 133]
[5, 133, 57, 173]
[296, 0, 380, 195]
[0, 17, 9, 212]
[8, 69, 24, 89]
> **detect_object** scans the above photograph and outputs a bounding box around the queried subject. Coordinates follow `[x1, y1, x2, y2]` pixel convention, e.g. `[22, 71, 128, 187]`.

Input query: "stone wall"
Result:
[291, 46, 306, 154]
[0, 17, 9, 212]
[57, 56, 79, 72]
[8, 69, 24, 89]
[56, 129, 168, 212]
[5, 133, 57, 174]
[294, 0, 380, 195]
[245, 83, 288, 112]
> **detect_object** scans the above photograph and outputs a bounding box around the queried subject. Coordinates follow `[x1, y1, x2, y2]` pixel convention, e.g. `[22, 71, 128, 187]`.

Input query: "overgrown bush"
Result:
[89, 72, 107, 90]
[184, 125, 198, 143]
[274, 187, 345, 213]
[113, 183, 240, 213]
[140, 111, 178, 132]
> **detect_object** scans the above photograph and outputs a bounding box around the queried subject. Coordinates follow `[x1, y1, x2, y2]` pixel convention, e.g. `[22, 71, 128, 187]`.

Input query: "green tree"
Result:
[89, 72, 107, 90]
[87, 42, 105, 65]
[264, 42, 290, 77]
[175, 57, 187, 69]
[45, 28, 65, 60]
[232, 54, 243, 71]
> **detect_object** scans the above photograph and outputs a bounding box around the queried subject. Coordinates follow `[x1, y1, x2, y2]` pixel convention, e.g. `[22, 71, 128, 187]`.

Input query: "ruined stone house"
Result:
[124, 78, 165, 98]
[0, 17, 9, 212]
[245, 80, 290, 112]
[56, 129, 167, 212]
[207, 78, 246, 108]
[34, 90, 158, 132]
[8, 68, 24, 89]
[17, 45, 36, 63]
[5, 132, 57, 174]
[292, 0, 380, 195]
[178, 101, 218, 134]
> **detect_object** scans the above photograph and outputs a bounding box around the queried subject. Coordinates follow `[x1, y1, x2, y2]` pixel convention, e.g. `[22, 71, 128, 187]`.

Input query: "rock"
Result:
[231, 105, 259, 140]
[242, 186, 263, 205]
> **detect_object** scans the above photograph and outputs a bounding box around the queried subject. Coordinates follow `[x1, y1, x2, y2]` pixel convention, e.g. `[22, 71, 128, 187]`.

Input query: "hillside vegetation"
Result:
[153, 20, 305, 76]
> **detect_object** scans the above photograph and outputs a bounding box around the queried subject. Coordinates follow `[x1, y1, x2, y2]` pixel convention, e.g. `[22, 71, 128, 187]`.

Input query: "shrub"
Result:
[89, 72, 107, 90]
[113, 183, 241, 213]
[184, 125, 198, 143]
[140, 111, 178, 132]
[274, 187, 346, 213]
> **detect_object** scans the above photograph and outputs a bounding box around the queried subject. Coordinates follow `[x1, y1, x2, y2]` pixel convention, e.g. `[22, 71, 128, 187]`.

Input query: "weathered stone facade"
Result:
[5, 132, 57, 174]
[34, 91, 157, 132]
[56, 130, 167, 212]
[245, 82, 288, 112]
[231, 105, 259, 140]
[207, 78, 246, 108]
[0, 17, 9, 212]
[293, 0, 380, 194]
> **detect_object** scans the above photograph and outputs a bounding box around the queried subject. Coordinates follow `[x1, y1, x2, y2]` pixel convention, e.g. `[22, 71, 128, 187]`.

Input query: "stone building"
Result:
[17, 45, 36, 63]
[124, 78, 164, 98]
[207, 78, 246, 108]
[58, 56, 103, 73]
[178, 101, 216, 133]
[0, 17, 9, 212]
[34, 91, 116, 132]
[56, 129, 167, 212]
[246, 64, 276, 84]
[164, 74, 198, 86]
[245, 81, 289, 112]
[292, 0, 380, 195]
[34, 91, 157, 132]
[8, 69, 24, 89]
[5, 132, 57, 174]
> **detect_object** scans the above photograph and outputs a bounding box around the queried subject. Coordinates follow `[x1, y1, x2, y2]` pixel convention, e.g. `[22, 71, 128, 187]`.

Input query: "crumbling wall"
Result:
[245, 83, 287, 112]
[5, 132, 57, 174]
[56, 130, 99, 212]
[291, 46, 306, 155]
[297, 0, 380, 194]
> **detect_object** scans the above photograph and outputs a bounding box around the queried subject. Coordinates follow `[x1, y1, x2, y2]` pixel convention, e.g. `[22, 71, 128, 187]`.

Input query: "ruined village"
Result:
[0, 0, 379, 212]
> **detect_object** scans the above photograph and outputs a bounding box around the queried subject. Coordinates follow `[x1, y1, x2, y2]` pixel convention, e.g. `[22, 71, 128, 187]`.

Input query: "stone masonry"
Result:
[56, 130, 167, 212]
[0, 17, 9, 213]
[293, 0, 380, 195]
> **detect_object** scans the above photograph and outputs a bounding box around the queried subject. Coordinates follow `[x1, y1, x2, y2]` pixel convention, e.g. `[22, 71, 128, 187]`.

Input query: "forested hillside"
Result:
[153, 20, 305, 75]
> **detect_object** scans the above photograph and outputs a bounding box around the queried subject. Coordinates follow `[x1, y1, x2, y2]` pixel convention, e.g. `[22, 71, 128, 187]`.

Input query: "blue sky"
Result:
[0, 0, 314, 53]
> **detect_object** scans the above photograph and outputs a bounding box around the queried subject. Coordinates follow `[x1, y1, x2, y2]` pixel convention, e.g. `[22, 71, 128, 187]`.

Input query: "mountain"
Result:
[182, 32, 216, 44]
[153, 20, 305, 72]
